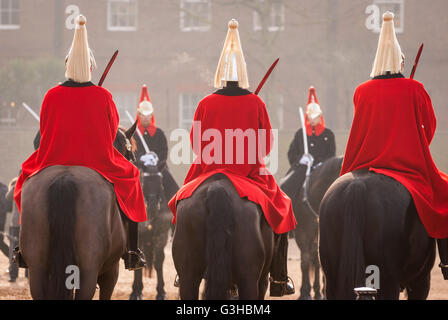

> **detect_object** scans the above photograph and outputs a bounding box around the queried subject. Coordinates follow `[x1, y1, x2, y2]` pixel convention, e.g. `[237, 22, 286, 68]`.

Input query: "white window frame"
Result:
[253, 0, 285, 32]
[107, 0, 138, 32]
[373, 0, 405, 33]
[178, 93, 202, 129]
[0, 0, 20, 30]
[180, 0, 211, 32]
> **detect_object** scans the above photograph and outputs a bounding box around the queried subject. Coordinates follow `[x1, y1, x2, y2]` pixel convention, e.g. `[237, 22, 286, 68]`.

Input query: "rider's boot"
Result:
[122, 219, 146, 271]
[8, 226, 20, 281]
[437, 238, 448, 280]
[269, 232, 295, 297]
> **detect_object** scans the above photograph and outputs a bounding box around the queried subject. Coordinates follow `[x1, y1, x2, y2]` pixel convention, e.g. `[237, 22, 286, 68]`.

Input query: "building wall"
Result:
[1, 0, 448, 184]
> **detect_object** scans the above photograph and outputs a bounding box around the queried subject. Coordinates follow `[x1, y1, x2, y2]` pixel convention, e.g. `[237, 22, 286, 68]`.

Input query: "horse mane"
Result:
[314, 156, 344, 178]
[117, 125, 137, 153]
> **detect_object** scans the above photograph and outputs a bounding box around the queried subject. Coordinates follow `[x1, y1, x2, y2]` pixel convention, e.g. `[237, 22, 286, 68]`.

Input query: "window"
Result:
[253, 0, 285, 32]
[373, 0, 404, 33]
[107, 0, 138, 32]
[0, 101, 17, 126]
[0, 0, 19, 29]
[179, 93, 202, 129]
[180, 0, 211, 32]
[113, 92, 138, 123]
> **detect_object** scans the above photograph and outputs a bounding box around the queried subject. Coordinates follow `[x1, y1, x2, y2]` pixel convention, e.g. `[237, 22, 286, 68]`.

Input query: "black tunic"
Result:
[287, 127, 336, 167]
[133, 127, 168, 171]
[281, 127, 336, 207]
[133, 126, 179, 203]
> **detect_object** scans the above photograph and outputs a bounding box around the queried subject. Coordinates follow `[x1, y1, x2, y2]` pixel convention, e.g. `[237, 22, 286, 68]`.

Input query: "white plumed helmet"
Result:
[370, 11, 404, 78]
[65, 15, 96, 83]
[214, 19, 249, 89]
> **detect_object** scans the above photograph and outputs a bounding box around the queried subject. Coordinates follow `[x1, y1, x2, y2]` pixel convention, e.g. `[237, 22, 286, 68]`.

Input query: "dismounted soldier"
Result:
[169, 19, 297, 297]
[133, 85, 179, 209]
[281, 87, 336, 209]
[13, 15, 146, 270]
[341, 12, 448, 277]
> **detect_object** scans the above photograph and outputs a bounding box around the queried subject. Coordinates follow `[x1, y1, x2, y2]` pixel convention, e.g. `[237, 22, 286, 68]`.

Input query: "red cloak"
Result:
[14, 83, 147, 223]
[341, 77, 448, 239]
[168, 93, 296, 234]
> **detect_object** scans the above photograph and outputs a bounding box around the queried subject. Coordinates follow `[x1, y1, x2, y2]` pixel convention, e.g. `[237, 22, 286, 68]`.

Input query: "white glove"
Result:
[140, 152, 159, 167]
[299, 153, 314, 167]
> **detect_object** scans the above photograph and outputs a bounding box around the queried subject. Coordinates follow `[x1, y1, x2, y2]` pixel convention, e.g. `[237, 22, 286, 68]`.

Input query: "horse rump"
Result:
[47, 173, 79, 299]
[204, 179, 234, 300]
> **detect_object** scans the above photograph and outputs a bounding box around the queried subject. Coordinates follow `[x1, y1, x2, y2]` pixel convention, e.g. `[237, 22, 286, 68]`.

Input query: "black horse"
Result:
[319, 170, 435, 300]
[129, 152, 174, 300]
[172, 173, 274, 300]
[291, 156, 343, 300]
[20, 123, 138, 300]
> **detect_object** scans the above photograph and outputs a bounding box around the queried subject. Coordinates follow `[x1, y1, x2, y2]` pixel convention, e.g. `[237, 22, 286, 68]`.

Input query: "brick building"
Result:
[1, 0, 448, 183]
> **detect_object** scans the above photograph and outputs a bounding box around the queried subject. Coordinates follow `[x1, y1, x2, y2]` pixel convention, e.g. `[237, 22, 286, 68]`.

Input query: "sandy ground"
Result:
[0, 237, 446, 300]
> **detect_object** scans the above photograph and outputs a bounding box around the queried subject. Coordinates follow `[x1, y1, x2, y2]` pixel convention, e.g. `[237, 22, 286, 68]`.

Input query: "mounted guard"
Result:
[340, 11, 448, 278]
[133, 85, 179, 215]
[14, 15, 146, 271]
[281, 86, 336, 209]
[169, 19, 296, 297]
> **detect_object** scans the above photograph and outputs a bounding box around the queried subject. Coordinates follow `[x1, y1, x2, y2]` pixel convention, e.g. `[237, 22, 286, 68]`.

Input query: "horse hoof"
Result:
[129, 293, 143, 300]
[298, 294, 312, 300]
[156, 293, 166, 300]
[314, 294, 323, 300]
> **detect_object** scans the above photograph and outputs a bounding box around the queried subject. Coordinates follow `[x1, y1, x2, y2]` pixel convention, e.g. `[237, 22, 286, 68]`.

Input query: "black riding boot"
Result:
[122, 219, 146, 271]
[437, 239, 448, 280]
[269, 232, 295, 297]
[8, 226, 19, 281]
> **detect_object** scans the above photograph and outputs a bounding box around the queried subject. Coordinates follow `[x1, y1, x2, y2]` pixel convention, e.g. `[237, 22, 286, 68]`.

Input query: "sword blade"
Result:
[298, 107, 308, 155]
[98, 50, 119, 87]
[410, 43, 424, 80]
[299, 106, 313, 176]
[22, 102, 40, 122]
[254, 58, 279, 96]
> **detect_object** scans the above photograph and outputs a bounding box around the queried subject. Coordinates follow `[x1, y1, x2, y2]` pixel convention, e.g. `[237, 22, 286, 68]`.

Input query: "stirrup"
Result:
[12, 247, 27, 268]
[125, 249, 146, 271]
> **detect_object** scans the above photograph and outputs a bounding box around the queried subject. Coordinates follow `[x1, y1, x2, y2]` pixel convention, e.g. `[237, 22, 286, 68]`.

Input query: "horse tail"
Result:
[204, 180, 234, 300]
[337, 179, 367, 299]
[47, 173, 78, 299]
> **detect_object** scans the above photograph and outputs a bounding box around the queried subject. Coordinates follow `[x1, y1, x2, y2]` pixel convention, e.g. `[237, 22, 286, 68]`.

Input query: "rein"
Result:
[302, 176, 319, 221]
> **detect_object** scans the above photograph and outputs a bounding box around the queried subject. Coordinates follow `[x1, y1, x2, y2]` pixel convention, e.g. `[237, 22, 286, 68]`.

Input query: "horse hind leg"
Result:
[172, 204, 205, 300]
[406, 272, 431, 300]
[405, 245, 435, 300]
[154, 232, 168, 300]
[74, 269, 98, 300]
[299, 248, 312, 300]
[28, 268, 47, 300]
[312, 244, 323, 300]
[234, 207, 266, 300]
[129, 269, 143, 300]
[97, 263, 119, 300]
